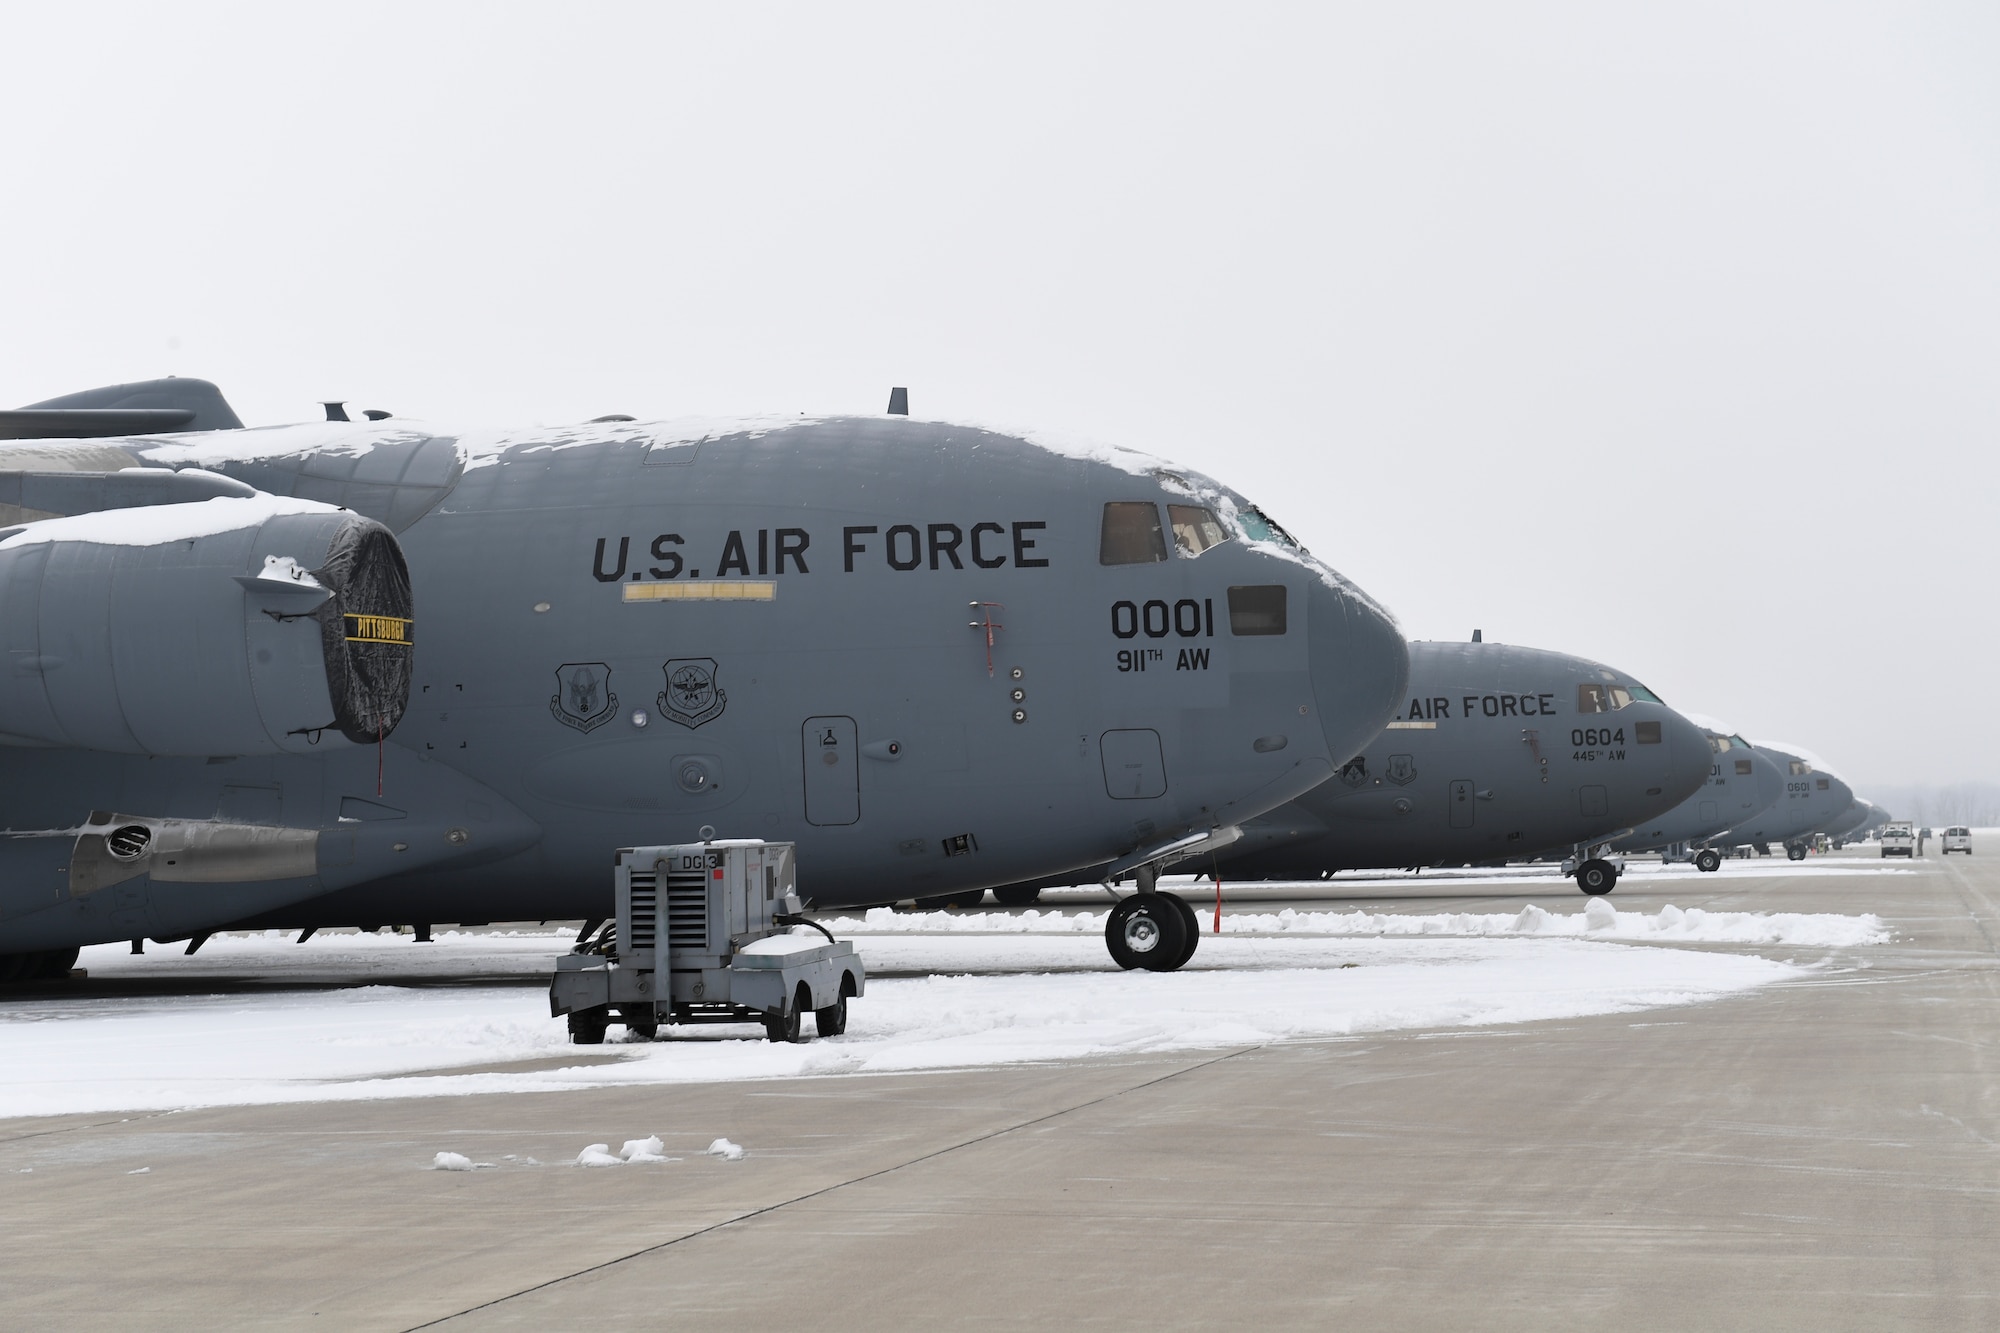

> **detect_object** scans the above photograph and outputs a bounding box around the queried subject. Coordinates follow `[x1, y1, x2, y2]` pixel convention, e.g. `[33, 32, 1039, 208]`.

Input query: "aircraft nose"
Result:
[1659, 708, 1713, 805]
[1305, 572, 1409, 765]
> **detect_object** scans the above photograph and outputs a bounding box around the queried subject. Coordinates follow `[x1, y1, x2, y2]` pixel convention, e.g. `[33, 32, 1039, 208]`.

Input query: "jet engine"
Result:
[0, 496, 413, 756]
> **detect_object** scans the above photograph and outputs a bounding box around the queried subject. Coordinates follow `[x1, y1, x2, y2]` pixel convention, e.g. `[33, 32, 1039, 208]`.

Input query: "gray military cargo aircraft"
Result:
[1710, 742, 1855, 860]
[1207, 640, 1710, 893]
[1608, 719, 1784, 872]
[0, 378, 1409, 981]
[997, 638, 1712, 905]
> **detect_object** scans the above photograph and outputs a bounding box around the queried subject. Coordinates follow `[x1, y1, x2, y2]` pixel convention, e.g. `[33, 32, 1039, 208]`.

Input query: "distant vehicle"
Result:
[1880, 822, 1916, 858]
[1943, 827, 1972, 855]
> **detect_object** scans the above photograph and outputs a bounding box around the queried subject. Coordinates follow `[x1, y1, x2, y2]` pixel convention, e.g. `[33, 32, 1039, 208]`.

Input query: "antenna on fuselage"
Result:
[887, 387, 909, 415]
[1472, 629, 1482, 642]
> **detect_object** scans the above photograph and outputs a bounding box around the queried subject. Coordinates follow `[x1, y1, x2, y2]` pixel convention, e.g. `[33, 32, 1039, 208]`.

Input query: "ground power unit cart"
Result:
[549, 839, 864, 1045]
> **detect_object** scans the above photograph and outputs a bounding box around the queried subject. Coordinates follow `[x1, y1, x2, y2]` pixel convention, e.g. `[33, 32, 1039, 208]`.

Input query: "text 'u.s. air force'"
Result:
[590, 522, 1050, 582]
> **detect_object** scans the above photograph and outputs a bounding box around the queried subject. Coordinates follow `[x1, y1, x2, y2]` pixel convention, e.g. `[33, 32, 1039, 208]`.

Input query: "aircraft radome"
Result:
[997, 637, 1712, 902]
[0, 378, 1408, 981]
[1609, 716, 1785, 872]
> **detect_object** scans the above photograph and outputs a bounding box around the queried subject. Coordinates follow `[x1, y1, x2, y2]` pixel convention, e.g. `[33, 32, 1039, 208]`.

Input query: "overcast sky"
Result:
[5, 3, 1995, 790]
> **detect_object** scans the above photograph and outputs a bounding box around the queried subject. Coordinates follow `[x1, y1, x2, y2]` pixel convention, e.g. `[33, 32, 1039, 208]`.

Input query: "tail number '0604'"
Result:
[1572, 726, 1626, 762]
[1111, 599, 1214, 640]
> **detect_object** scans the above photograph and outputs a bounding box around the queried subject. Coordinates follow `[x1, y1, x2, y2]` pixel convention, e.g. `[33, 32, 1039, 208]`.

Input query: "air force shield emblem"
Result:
[659, 657, 727, 729]
[551, 663, 618, 733]
[1384, 753, 1419, 786]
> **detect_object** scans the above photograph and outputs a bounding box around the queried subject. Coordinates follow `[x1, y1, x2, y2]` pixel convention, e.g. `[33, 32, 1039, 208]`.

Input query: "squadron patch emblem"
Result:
[1339, 756, 1369, 788]
[551, 663, 618, 733]
[658, 657, 727, 730]
[1384, 753, 1418, 786]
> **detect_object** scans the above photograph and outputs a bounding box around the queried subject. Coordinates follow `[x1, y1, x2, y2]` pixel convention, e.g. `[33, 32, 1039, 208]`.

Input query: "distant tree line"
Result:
[1867, 781, 2000, 828]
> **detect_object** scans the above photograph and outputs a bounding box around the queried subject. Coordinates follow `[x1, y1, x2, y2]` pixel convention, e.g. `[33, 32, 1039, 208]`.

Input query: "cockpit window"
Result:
[1168, 505, 1229, 557]
[1226, 585, 1287, 635]
[1577, 684, 1610, 714]
[1236, 505, 1304, 551]
[1728, 735, 1751, 750]
[1099, 503, 1167, 565]
[1626, 682, 1662, 703]
[1607, 686, 1634, 710]
[1789, 760, 1814, 776]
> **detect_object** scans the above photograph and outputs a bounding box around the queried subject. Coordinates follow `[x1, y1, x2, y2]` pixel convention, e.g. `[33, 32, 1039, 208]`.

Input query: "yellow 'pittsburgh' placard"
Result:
[345, 613, 414, 645]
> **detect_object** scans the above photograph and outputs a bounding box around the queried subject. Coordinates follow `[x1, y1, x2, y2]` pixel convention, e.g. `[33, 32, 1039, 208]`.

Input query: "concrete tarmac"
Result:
[3, 847, 1996, 1329]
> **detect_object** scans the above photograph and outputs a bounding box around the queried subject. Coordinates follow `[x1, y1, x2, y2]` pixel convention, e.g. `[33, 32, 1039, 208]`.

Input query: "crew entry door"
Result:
[803, 716, 859, 825]
[1448, 779, 1475, 829]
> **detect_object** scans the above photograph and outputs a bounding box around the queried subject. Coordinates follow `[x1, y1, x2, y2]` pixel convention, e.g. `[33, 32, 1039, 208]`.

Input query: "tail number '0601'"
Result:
[1112, 599, 1214, 640]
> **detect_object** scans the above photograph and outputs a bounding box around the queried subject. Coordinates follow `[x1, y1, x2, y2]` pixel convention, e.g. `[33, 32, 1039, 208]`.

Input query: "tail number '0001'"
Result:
[1111, 599, 1214, 640]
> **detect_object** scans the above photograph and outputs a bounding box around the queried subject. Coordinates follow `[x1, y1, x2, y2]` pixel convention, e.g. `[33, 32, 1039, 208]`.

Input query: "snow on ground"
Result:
[0, 896, 1884, 1119]
[831, 901, 1889, 950]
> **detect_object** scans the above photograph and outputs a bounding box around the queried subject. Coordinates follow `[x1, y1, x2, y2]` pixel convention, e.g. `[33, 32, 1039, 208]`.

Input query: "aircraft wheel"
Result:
[1694, 849, 1722, 874]
[815, 993, 848, 1038]
[1166, 894, 1202, 970]
[949, 890, 986, 909]
[1787, 845, 1807, 861]
[1576, 860, 1618, 895]
[1105, 893, 1188, 971]
[992, 885, 1042, 907]
[568, 1007, 610, 1045]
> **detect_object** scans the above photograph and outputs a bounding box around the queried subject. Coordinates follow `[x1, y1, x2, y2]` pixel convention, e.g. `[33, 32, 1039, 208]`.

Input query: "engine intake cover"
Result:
[0, 496, 413, 755]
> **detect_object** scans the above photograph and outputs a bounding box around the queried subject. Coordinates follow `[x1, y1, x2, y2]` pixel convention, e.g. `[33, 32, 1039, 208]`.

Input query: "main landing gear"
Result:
[1104, 866, 1201, 971]
[1694, 848, 1723, 874]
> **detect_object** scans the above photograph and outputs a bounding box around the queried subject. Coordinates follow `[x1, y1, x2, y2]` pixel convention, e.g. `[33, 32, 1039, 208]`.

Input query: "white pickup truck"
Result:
[1880, 821, 1916, 857]
[1943, 827, 1973, 855]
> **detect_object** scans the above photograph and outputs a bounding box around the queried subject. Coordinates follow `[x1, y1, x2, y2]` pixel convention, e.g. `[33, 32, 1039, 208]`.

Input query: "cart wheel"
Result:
[568, 1007, 610, 1045]
[763, 1005, 801, 1043]
[815, 991, 848, 1038]
[622, 1010, 658, 1041]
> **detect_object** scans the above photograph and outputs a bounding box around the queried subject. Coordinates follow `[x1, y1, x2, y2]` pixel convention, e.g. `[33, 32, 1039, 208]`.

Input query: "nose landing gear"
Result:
[1563, 844, 1623, 895]
[1104, 865, 1203, 971]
